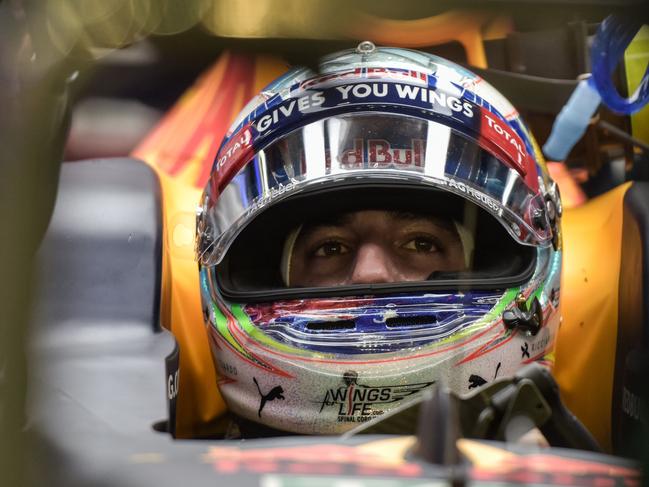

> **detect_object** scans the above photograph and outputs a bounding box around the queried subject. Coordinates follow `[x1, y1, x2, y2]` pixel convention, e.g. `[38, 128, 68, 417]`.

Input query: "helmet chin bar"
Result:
[199, 240, 560, 435]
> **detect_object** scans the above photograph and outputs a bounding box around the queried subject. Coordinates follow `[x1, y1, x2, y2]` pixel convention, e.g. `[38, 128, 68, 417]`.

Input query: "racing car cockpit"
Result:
[2, 2, 648, 485]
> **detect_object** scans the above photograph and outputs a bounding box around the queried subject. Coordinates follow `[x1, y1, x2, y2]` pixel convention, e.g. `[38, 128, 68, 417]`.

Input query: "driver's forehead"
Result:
[300, 210, 454, 234]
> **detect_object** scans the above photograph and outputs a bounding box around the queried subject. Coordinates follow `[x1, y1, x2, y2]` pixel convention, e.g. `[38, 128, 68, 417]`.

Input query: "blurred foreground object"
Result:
[344, 363, 601, 454]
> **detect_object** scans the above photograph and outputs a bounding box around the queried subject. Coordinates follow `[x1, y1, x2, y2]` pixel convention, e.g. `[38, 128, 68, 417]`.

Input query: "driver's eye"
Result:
[313, 241, 349, 257]
[402, 236, 439, 253]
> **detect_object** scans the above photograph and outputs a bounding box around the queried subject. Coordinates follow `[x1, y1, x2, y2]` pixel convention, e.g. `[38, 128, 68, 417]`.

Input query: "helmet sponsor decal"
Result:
[211, 79, 538, 195]
[318, 371, 435, 423]
[468, 362, 502, 390]
[215, 126, 253, 171]
[482, 114, 528, 171]
[339, 138, 426, 168]
[446, 178, 502, 214]
[250, 82, 475, 139]
[253, 377, 286, 418]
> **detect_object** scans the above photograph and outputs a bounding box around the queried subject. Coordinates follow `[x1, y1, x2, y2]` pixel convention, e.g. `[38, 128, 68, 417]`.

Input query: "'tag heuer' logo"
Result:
[319, 371, 435, 423]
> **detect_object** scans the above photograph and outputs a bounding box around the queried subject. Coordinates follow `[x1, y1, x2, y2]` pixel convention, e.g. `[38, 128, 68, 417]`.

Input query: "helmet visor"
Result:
[199, 113, 550, 271]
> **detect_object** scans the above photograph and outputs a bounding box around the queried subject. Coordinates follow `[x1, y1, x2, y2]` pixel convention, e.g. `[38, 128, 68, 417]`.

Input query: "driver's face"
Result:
[289, 210, 466, 287]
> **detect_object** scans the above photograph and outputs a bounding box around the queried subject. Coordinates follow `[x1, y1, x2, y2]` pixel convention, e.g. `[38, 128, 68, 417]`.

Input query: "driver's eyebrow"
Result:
[299, 211, 457, 238]
[388, 211, 456, 231]
[299, 213, 355, 237]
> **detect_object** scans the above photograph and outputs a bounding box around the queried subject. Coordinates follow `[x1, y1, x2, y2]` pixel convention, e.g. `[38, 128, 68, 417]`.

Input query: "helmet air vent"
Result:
[306, 320, 356, 331]
[385, 315, 438, 328]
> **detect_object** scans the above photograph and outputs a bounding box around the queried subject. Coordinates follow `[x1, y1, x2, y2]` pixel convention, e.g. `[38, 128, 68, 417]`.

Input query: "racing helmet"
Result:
[196, 42, 563, 435]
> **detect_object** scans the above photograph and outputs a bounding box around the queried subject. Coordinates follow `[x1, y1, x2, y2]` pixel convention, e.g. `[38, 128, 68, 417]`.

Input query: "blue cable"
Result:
[591, 15, 648, 115]
[543, 15, 647, 161]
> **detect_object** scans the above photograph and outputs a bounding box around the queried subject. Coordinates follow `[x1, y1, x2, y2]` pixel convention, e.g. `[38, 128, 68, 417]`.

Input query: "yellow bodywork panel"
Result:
[625, 25, 649, 143]
[554, 182, 632, 451]
[155, 171, 225, 437]
[132, 52, 286, 437]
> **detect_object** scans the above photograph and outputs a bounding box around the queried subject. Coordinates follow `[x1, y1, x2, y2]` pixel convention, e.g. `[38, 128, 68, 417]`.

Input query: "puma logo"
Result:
[253, 377, 285, 417]
[468, 362, 502, 390]
[468, 374, 487, 389]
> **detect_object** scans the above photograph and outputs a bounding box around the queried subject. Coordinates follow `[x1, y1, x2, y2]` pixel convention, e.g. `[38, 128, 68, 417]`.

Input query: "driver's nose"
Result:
[349, 243, 396, 284]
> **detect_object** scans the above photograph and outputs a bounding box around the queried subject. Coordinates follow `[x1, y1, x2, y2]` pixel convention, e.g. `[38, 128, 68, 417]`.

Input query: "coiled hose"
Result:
[543, 16, 648, 161]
